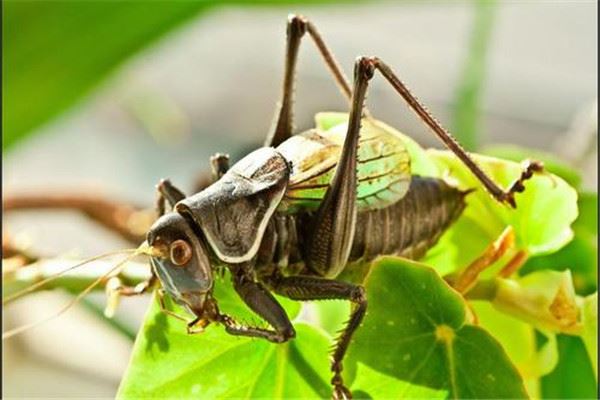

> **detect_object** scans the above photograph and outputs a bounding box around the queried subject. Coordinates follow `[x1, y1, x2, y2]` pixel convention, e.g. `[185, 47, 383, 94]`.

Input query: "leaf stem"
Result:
[464, 278, 498, 301]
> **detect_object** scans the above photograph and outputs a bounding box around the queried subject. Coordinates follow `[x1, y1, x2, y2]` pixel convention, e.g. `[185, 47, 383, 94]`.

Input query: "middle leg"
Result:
[228, 269, 296, 343]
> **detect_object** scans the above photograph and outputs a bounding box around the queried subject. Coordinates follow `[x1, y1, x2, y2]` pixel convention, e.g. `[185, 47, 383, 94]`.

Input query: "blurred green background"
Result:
[3, 0, 597, 398]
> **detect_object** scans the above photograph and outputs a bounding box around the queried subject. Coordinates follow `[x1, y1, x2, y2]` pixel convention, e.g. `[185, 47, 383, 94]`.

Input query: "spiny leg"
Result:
[297, 57, 373, 399]
[305, 57, 373, 278]
[269, 275, 367, 400]
[266, 14, 352, 147]
[267, 17, 540, 207]
[364, 57, 542, 208]
[226, 269, 295, 343]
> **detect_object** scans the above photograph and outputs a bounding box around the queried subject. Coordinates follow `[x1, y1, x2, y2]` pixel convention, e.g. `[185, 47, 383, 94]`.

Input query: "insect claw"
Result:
[186, 325, 205, 335]
[187, 318, 210, 334]
[503, 159, 546, 208]
[506, 194, 517, 209]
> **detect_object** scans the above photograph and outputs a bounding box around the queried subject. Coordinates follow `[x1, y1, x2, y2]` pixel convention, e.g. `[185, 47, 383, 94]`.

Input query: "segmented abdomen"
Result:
[257, 176, 468, 279]
[348, 176, 468, 262]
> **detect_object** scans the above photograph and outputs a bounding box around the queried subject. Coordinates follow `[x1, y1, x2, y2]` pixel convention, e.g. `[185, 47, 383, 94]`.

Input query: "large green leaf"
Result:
[470, 301, 558, 398]
[351, 363, 447, 399]
[117, 277, 328, 399]
[581, 292, 598, 376]
[540, 334, 597, 399]
[3, 1, 354, 151]
[3, 0, 214, 150]
[119, 312, 331, 398]
[347, 257, 528, 399]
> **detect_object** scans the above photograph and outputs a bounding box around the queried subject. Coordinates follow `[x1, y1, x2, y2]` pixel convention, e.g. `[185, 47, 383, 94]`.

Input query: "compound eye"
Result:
[169, 239, 192, 266]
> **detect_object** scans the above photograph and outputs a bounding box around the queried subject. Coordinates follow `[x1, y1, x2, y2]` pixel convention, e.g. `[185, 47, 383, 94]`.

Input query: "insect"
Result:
[3, 15, 543, 399]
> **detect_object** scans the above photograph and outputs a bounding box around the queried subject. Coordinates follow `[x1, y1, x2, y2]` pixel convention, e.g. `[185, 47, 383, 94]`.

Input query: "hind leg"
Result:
[266, 14, 352, 147]
[302, 57, 373, 399]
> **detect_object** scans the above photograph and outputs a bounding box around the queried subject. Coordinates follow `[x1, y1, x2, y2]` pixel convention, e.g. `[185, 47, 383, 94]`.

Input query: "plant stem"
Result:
[452, 0, 497, 150]
[464, 278, 498, 301]
[3, 193, 153, 243]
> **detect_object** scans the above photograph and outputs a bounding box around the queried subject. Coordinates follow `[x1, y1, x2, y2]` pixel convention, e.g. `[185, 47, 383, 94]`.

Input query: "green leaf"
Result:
[540, 334, 597, 399]
[347, 257, 528, 399]
[575, 192, 598, 236]
[580, 292, 598, 376]
[351, 363, 447, 399]
[482, 144, 583, 190]
[3, 0, 214, 151]
[3, 1, 366, 152]
[423, 150, 579, 275]
[470, 301, 558, 398]
[313, 300, 349, 337]
[118, 287, 328, 399]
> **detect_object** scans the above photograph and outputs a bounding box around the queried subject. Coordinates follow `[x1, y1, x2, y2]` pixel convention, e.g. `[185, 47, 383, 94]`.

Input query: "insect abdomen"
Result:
[258, 176, 468, 278]
[349, 176, 469, 262]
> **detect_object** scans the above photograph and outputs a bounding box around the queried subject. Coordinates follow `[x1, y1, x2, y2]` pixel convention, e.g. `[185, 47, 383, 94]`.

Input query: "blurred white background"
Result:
[3, 1, 597, 397]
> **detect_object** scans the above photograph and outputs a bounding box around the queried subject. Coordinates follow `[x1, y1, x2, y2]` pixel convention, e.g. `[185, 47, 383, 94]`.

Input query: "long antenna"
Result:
[3, 248, 139, 306]
[2, 250, 143, 340]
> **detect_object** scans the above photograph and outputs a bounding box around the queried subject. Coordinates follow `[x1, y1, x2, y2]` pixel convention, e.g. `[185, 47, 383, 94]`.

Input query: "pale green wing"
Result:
[276, 113, 412, 213]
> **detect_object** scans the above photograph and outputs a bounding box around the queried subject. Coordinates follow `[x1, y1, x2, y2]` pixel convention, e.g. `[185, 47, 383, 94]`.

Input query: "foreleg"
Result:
[226, 271, 296, 343]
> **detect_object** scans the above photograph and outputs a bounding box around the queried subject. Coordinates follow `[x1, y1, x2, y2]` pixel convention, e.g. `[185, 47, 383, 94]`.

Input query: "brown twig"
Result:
[3, 194, 154, 244]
